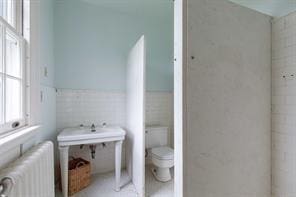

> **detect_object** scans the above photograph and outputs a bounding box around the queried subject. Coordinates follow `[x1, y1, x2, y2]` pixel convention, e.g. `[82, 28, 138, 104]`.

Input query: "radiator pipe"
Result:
[89, 145, 96, 159]
[0, 177, 13, 197]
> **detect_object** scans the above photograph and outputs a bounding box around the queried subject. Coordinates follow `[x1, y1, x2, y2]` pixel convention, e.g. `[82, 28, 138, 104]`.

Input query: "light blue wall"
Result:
[40, 0, 55, 87]
[40, 0, 57, 144]
[54, 0, 173, 91]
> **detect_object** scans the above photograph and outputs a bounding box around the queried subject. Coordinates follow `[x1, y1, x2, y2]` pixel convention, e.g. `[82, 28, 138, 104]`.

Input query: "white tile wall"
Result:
[56, 89, 173, 174]
[146, 92, 174, 127]
[146, 91, 174, 147]
[56, 90, 126, 130]
[272, 12, 296, 197]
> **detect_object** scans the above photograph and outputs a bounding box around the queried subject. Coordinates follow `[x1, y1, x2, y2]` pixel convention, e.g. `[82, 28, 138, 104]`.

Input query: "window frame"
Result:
[0, 9, 27, 135]
[0, 0, 23, 34]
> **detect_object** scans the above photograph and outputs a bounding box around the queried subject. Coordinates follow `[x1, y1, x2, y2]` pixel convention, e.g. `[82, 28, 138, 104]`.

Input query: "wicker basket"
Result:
[68, 157, 91, 196]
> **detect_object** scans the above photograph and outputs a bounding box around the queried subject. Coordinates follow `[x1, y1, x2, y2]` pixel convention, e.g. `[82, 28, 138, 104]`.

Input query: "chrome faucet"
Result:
[91, 124, 96, 132]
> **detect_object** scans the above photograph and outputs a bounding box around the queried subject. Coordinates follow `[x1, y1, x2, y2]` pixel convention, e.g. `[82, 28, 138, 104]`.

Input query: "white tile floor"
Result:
[56, 167, 174, 197]
[145, 165, 174, 197]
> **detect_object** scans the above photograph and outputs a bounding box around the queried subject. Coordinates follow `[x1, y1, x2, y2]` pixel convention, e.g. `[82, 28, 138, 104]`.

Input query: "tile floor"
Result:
[145, 165, 174, 197]
[56, 167, 174, 197]
[56, 170, 136, 197]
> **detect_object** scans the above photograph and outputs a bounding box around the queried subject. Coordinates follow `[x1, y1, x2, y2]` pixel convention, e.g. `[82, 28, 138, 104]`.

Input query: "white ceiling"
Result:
[80, 0, 296, 19]
[229, 0, 296, 18]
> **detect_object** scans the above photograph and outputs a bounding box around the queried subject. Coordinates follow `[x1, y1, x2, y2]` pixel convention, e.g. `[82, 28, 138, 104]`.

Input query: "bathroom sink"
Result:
[58, 126, 126, 144]
[57, 126, 126, 196]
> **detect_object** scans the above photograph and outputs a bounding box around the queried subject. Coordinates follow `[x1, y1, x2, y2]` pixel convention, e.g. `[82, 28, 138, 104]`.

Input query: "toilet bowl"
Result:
[150, 146, 174, 182]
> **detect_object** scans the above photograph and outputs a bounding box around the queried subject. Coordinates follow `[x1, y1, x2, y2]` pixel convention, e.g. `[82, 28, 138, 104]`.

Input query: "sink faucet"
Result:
[91, 124, 96, 132]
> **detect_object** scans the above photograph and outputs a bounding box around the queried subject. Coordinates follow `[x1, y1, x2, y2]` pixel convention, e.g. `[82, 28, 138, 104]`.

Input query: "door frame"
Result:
[174, 0, 186, 196]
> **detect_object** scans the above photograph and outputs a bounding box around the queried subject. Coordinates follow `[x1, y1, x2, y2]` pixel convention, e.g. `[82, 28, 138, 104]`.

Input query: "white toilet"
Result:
[145, 126, 174, 182]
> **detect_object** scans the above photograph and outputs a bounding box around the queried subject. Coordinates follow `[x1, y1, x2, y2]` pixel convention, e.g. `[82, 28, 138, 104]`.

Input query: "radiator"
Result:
[0, 141, 55, 197]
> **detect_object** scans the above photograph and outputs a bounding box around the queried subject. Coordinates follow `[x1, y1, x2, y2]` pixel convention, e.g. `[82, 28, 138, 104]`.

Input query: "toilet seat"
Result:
[151, 146, 174, 160]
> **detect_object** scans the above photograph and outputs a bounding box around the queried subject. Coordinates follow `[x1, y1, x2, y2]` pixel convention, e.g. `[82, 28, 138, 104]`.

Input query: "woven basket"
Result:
[68, 157, 91, 196]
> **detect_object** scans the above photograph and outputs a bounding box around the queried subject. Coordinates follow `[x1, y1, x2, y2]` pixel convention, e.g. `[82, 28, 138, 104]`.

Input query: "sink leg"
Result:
[115, 140, 123, 192]
[59, 146, 69, 197]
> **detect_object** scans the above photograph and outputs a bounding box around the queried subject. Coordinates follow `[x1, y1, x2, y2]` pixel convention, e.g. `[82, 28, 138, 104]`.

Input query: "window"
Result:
[0, 0, 26, 134]
[0, 0, 22, 32]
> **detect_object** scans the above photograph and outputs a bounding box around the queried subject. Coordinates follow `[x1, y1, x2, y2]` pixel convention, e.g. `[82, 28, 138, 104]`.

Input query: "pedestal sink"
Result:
[57, 126, 126, 197]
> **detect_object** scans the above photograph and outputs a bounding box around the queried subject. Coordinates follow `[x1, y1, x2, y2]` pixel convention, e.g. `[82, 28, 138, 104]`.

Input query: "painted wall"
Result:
[185, 0, 271, 196]
[0, 0, 56, 169]
[272, 11, 296, 197]
[40, 0, 57, 145]
[54, 0, 173, 91]
[39, 0, 57, 174]
[40, 0, 54, 87]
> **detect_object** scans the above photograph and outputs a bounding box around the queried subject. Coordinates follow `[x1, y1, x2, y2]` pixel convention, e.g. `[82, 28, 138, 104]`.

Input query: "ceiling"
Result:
[79, 0, 296, 20]
[229, 0, 296, 18]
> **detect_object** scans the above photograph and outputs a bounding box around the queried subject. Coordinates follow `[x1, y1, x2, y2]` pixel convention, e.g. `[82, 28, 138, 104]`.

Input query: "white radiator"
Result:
[0, 141, 55, 197]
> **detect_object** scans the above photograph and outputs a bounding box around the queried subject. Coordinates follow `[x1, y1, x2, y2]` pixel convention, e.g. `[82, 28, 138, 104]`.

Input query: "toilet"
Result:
[145, 126, 174, 182]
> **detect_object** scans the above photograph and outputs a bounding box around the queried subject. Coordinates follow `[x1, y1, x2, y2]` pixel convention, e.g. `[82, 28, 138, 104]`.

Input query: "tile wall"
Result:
[56, 89, 173, 174]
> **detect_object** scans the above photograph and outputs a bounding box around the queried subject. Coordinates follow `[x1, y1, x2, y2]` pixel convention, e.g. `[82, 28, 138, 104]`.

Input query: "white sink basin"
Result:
[58, 126, 126, 142]
[57, 126, 126, 196]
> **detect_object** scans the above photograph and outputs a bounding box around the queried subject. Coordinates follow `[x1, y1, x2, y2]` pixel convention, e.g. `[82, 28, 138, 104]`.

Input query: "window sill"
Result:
[0, 125, 41, 153]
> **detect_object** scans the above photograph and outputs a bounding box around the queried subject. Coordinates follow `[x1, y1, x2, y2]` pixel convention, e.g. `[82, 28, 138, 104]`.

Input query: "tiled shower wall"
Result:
[56, 89, 173, 174]
[272, 12, 296, 197]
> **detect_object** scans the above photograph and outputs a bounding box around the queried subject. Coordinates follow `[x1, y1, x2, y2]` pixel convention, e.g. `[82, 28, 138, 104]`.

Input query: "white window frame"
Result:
[0, 7, 27, 135]
[0, 0, 23, 34]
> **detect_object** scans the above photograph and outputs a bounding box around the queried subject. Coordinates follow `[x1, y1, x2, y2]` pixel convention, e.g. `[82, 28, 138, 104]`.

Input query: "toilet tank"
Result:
[145, 126, 169, 149]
